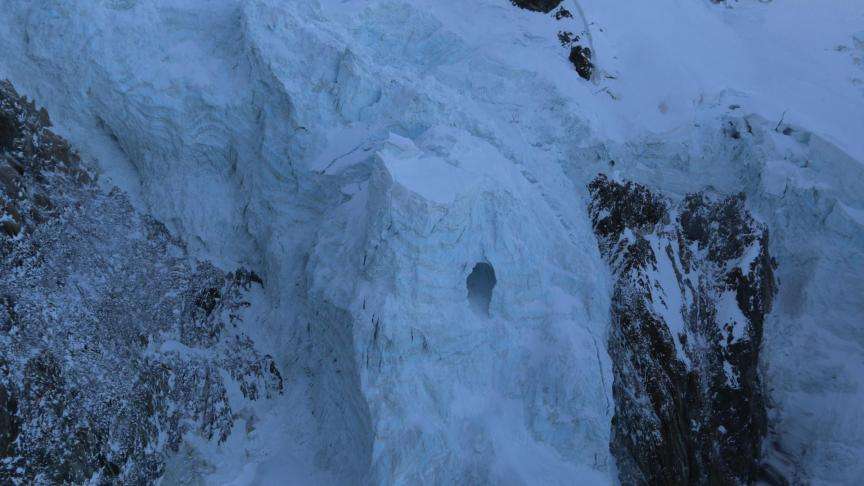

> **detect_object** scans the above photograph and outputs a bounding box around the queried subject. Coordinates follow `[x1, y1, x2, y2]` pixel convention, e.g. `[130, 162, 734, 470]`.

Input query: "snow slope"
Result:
[1, 0, 862, 483]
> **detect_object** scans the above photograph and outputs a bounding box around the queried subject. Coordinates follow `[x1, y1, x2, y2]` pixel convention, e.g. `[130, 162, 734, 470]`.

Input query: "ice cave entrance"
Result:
[467, 262, 496, 317]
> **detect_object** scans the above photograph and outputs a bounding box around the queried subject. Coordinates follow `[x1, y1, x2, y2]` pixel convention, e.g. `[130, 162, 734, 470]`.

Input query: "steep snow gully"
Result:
[1, 0, 863, 484]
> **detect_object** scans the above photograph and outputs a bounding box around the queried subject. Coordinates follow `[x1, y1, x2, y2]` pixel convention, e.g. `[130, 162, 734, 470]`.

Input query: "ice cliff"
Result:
[0, 0, 863, 484]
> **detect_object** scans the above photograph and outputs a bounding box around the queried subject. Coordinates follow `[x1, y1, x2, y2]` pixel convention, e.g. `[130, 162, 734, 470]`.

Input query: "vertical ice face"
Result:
[304, 128, 615, 483]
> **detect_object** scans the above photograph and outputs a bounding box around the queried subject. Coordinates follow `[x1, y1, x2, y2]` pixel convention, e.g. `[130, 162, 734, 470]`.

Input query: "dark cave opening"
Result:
[467, 262, 496, 317]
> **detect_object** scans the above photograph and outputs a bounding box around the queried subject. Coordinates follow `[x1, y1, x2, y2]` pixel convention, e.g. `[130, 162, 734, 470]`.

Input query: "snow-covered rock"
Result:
[0, 81, 282, 484]
[588, 174, 776, 484]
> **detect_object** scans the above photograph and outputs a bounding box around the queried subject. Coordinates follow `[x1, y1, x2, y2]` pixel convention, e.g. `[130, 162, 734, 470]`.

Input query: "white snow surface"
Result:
[1, 0, 863, 484]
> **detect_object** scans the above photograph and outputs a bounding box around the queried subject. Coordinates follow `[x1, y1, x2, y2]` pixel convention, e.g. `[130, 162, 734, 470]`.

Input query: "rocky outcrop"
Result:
[511, 1, 594, 81]
[511, 0, 563, 13]
[568, 45, 593, 81]
[0, 85, 78, 243]
[0, 81, 282, 483]
[588, 174, 777, 485]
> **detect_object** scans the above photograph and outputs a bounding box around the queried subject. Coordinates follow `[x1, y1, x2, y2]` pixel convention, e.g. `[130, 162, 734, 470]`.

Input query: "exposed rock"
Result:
[569, 45, 594, 80]
[0, 359, 18, 459]
[0, 112, 17, 151]
[0, 81, 283, 483]
[510, 1, 594, 81]
[558, 31, 575, 47]
[511, 0, 563, 13]
[0, 80, 75, 246]
[554, 7, 573, 20]
[588, 174, 776, 485]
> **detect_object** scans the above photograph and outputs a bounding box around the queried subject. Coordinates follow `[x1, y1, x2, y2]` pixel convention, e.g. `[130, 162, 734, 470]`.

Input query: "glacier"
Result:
[0, 0, 863, 484]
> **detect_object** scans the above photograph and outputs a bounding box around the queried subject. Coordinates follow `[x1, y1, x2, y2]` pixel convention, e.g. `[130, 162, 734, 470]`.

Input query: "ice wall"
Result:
[0, 0, 862, 483]
[0, 1, 617, 482]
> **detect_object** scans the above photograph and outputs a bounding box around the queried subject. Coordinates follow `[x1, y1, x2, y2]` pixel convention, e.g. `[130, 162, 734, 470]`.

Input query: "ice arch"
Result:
[467, 262, 496, 316]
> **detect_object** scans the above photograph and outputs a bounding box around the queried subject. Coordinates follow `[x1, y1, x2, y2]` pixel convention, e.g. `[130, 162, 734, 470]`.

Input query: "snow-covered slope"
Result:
[0, 0, 862, 484]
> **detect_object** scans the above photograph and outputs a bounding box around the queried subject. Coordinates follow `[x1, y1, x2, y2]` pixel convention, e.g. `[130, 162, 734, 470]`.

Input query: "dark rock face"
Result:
[0, 111, 19, 151]
[0, 83, 84, 245]
[569, 45, 593, 80]
[0, 80, 283, 483]
[511, 0, 563, 13]
[588, 174, 776, 485]
[558, 32, 594, 80]
[0, 359, 18, 459]
[554, 7, 573, 20]
[511, 0, 594, 81]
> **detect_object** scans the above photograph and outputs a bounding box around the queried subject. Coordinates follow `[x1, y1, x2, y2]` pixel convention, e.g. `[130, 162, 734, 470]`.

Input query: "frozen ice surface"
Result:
[0, 0, 862, 483]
